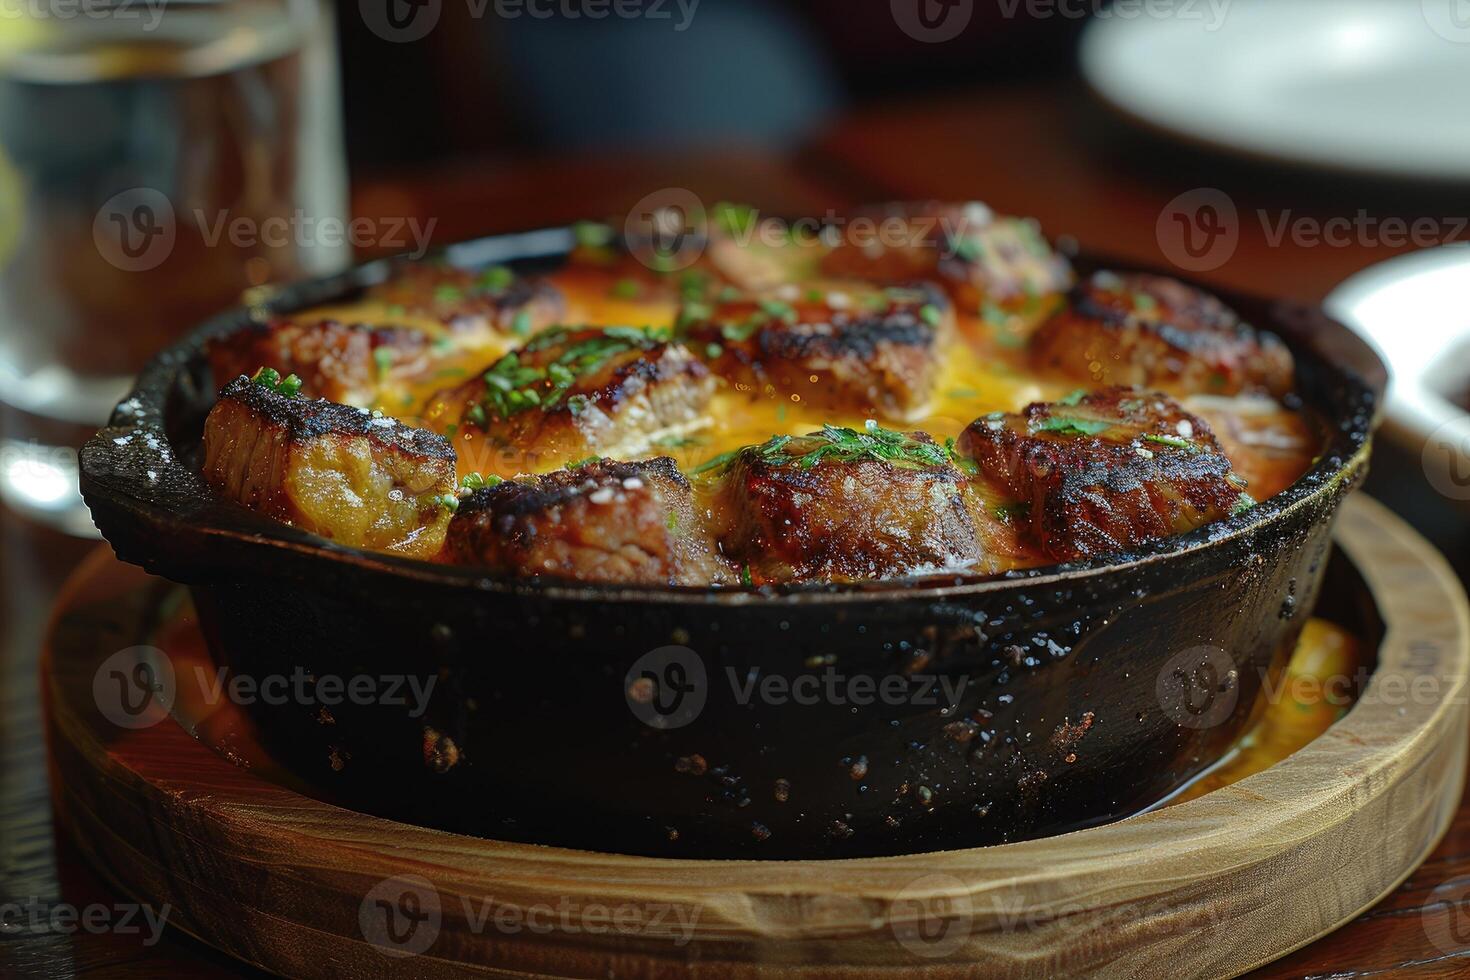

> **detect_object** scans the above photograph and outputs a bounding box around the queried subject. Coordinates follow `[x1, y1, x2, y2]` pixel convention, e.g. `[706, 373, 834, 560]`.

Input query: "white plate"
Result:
[1325, 245, 1470, 505]
[1080, 0, 1470, 181]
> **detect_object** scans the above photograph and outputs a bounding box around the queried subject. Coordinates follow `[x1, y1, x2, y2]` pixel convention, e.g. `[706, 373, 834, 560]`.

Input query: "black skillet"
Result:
[79, 227, 1385, 859]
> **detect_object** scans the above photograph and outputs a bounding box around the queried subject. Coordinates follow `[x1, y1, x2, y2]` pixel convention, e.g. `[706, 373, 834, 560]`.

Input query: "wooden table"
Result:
[4, 79, 1469, 978]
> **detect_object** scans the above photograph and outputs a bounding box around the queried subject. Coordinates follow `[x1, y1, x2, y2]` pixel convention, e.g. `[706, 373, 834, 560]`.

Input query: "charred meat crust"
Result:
[435, 327, 714, 459]
[365, 261, 566, 334]
[957, 387, 1248, 562]
[214, 376, 455, 459]
[201, 377, 457, 557]
[447, 457, 727, 585]
[1030, 271, 1295, 396]
[708, 429, 988, 583]
[818, 201, 1073, 308]
[205, 319, 433, 405]
[681, 283, 949, 415]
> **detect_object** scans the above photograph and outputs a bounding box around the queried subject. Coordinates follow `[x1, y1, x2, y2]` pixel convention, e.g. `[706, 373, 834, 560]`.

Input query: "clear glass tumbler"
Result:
[0, 0, 348, 535]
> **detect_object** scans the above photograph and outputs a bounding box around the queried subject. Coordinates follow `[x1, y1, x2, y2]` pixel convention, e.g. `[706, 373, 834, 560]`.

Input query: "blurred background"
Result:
[2, 0, 1470, 974]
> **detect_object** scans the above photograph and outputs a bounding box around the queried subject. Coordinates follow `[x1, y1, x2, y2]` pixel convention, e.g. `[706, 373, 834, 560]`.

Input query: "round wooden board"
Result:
[44, 494, 1470, 980]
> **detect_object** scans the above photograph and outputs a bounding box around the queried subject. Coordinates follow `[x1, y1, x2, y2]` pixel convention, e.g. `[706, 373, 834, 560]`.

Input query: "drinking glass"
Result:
[0, 0, 348, 535]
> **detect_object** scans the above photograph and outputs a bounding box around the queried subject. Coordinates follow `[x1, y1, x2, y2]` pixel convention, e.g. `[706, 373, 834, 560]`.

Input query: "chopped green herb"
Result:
[384, 304, 408, 317]
[1132, 292, 1158, 313]
[758, 299, 798, 324]
[476, 327, 661, 422]
[567, 455, 601, 469]
[678, 269, 710, 301]
[510, 310, 533, 337]
[993, 501, 1031, 522]
[677, 300, 713, 331]
[704, 342, 723, 359]
[919, 304, 944, 327]
[950, 235, 982, 262]
[373, 347, 395, 379]
[439, 493, 460, 512]
[250, 366, 304, 398]
[1057, 389, 1089, 406]
[610, 278, 641, 300]
[1231, 492, 1256, 517]
[698, 421, 957, 476]
[690, 448, 743, 475]
[1035, 416, 1111, 437]
[460, 472, 503, 491]
[476, 265, 514, 294]
[573, 220, 614, 248]
[740, 563, 753, 587]
[433, 284, 464, 303]
[947, 387, 979, 399]
[712, 201, 757, 237]
[1142, 434, 1197, 452]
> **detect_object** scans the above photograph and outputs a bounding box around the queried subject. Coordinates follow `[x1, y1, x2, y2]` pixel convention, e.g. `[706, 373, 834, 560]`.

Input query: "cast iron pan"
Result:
[80, 227, 1385, 859]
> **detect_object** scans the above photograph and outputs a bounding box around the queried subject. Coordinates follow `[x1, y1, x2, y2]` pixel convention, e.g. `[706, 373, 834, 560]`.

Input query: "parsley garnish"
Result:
[1231, 492, 1256, 516]
[692, 421, 957, 476]
[1035, 416, 1111, 437]
[460, 472, 503, 491]
[573, 221, 613, 248]
[993, 501, 1031, 522]
[473, 327, 658, 424]
[476, 265, 514, 294]
[250, 366, 303, 398]
[373, 347, 395, 380]
[1143, 434, 1198, 452]
[610, 278, 641, 300]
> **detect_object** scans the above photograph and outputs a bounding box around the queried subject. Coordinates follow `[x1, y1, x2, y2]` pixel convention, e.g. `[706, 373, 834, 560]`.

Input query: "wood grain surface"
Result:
[37, 495, 1470, 979]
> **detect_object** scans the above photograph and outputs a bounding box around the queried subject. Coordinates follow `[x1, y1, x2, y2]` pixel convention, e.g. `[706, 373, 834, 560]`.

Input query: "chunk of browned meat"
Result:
[1030, 271, 1295, 396]
[201, 375, 456, 557]
[365, 260, 566, 344]
[679, 282, 951, 417]
[428, 326, 715, 469]
[819, 201, 1073, 312]
[446, 457, 728, 585]
[206, 319, 433, 407]
[703, 423, 996, 583]
[956, 387, 1252, 562]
